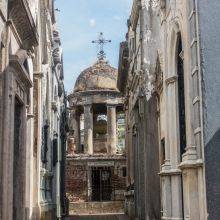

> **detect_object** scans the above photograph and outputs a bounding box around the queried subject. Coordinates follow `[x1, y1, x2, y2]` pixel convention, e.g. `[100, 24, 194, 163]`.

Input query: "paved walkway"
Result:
[65, 214, 130, 220]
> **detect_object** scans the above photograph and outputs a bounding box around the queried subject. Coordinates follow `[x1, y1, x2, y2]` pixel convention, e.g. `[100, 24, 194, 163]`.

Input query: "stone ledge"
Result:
[159, 168, 182, 176]
[178, 159, 203, 170]
[66, 154, 126, 160]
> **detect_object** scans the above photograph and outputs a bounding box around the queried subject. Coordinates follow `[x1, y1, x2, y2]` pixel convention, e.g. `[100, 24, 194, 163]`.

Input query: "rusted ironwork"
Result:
[92, 32, 111, 60]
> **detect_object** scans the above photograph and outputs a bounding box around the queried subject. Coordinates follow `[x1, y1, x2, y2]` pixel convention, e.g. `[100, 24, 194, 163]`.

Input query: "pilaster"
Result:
[163, 75, 183, 219]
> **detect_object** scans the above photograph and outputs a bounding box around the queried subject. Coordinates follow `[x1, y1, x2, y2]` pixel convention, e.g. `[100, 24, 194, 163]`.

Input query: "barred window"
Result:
[41, 123, 49, 163]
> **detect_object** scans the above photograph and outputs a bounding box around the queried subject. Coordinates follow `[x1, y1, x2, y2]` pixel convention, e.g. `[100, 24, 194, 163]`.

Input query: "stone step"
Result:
[69, 201, 124, 215]
[65, 214, 130, 220]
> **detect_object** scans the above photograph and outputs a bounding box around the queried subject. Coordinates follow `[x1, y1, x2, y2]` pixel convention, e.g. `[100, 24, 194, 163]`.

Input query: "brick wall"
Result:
[65, 162, 88, 202]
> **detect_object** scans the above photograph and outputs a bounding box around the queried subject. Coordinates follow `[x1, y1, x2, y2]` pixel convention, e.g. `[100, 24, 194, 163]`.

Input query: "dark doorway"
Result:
[91, 167, 112, 201]
[13, 98, 24, 220]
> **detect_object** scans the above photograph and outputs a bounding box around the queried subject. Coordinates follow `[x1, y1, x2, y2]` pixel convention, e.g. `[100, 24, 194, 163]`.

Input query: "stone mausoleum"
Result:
[66, 55, 126, 215]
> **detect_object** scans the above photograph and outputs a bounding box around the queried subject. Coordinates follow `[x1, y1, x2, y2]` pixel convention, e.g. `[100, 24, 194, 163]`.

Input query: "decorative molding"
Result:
[27, 113, 35, 119]
[160, 0, 166, 9]
[159, 168, 182, 176]
[194, 127, 201, 135]
[51, 101, 58, 112]
[155, 54, 164, 94]
[191, 65, 198, 76]
[34, 71, 44, 79]
[192, 96, 200, 105]
[165, 75, 178, 85]
[179, 50, 184, 60]
[52, 29, 62, 65]
[190, 38, 197, 48]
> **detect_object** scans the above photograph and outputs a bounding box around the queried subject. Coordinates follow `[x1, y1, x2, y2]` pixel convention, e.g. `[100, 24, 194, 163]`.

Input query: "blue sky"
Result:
[55, 0, 132, 93]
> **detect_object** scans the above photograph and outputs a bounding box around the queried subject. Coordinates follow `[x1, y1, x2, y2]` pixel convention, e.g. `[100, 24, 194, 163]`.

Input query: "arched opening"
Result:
[176, 32, 185, 219]
[176, 33, 186, 160]
[93, 104, 108, 153]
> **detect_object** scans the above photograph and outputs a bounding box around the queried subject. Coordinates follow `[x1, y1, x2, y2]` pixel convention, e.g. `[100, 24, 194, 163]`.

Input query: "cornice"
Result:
[8, 0, 39, 49]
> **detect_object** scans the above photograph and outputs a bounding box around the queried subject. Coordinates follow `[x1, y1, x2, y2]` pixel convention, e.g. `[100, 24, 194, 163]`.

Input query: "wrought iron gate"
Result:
[91, 167, 112, 201]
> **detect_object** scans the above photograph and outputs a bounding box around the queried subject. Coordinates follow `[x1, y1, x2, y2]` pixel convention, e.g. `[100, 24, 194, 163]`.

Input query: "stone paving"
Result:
[64, 214, 130, 220]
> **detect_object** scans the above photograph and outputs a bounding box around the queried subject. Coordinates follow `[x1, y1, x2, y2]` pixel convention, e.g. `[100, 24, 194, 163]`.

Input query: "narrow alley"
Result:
[0, 0, 220, 220]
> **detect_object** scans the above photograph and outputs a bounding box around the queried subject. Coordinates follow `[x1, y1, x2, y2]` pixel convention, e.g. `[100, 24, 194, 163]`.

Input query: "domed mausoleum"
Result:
[66, 49, 126, 214]
[74, 59, 118, 92]
[68, 58, 124, 154]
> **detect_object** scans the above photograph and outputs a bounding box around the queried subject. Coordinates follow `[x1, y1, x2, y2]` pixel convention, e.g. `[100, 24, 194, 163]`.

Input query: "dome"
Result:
[74, 59, 118, 92]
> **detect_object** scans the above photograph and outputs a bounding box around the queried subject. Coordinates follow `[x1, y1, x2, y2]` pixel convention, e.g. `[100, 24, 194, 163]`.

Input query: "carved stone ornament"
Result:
[53, 29, 62, 64]
[155, 56, 163, 93]
[141, 0, 160, 11]
[160, 0, 166, 9]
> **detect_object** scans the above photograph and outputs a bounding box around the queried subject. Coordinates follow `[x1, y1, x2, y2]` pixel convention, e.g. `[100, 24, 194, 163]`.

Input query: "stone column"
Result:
[107, 105, 117, 154]
[84, 104, 93, 154]
[71, 109, 80, 152]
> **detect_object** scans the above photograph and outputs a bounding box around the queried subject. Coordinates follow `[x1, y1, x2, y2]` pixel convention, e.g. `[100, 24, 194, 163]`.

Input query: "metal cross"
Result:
[92, 32, 111, 60]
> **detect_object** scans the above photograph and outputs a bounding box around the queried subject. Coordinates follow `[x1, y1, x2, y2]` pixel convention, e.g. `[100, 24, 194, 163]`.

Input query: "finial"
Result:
[92, 32, 111, 60]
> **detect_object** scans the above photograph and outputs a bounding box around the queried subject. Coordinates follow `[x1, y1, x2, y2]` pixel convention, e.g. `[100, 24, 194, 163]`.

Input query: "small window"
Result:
[23, 59, 29, 73]
[161, 138, 165, 166]
[81, 144, 84, 153]
[122, 167, 126, 177]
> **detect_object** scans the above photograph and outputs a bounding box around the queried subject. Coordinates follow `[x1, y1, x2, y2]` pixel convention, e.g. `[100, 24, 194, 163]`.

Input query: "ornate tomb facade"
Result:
[66, 49, 126, 215]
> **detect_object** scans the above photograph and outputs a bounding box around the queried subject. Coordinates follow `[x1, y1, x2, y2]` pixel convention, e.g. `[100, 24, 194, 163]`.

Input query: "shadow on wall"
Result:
[205, 127, 220, 220]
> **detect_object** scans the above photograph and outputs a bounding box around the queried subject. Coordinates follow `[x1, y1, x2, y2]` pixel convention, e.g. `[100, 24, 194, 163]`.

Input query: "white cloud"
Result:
[89, 18, 96, 27]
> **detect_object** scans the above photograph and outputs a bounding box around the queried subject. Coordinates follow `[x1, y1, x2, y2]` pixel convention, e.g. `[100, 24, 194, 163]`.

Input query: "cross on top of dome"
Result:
[92, 32, 111, 60]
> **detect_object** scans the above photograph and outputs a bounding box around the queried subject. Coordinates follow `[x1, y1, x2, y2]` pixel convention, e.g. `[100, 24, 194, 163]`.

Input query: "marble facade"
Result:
[0, 1, 68, 219]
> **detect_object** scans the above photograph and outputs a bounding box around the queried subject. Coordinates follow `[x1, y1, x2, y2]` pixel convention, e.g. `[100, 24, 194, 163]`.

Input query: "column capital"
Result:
[84, 103, 93, 110]
[106, 103, 118, 107]
[84, 103, 92, 106]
